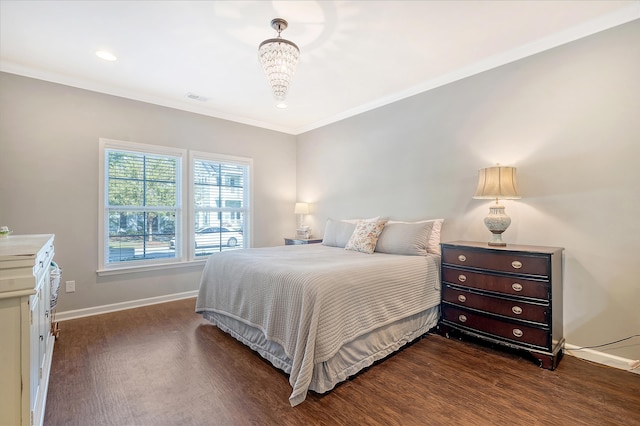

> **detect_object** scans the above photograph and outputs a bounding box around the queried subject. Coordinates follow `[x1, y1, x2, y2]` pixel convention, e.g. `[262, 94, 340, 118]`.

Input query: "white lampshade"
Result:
[294, 202, 309, 214]
[473, 166, 521, 200]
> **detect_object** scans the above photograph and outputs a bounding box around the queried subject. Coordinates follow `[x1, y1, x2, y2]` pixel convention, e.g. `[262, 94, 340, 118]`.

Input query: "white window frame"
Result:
[98, 138, 187, 275]
[98, 139, 253, 275]
[189, 150, 252, 260]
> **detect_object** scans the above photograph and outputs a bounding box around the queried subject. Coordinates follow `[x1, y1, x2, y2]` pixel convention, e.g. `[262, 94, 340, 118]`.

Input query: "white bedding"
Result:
[195, 244, 441, 406]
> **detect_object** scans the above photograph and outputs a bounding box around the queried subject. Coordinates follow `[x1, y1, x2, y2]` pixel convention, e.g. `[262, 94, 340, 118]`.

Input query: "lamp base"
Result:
[484, 202, 511, 247]
[487, 232, 507, 246]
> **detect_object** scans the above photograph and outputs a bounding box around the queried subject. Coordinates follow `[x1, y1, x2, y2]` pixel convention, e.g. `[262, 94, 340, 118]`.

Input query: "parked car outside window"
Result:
[170, 227, 243, 249]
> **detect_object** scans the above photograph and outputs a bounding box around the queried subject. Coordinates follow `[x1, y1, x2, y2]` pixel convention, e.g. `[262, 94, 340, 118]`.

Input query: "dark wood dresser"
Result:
[438, 241, 564, 369]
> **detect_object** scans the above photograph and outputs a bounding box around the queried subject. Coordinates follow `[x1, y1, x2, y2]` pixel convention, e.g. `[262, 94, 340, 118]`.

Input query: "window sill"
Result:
[97, 258, 207, 276]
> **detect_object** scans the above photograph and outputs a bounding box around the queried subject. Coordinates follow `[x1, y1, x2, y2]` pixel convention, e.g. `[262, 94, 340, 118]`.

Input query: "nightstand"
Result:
[438, 241, 564, 370]
[284, 237, 323, 245]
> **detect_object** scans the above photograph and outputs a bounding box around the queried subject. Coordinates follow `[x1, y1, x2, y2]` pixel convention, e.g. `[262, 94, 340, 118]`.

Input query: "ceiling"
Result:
[1, 1, 638, 135]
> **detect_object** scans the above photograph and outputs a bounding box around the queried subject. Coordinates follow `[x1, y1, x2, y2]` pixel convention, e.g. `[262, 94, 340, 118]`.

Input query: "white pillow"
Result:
[375, 221, 434, 256]
[428, 219, 444, 255]
[341, 216, 380, 224]
[322, 219, 357, 248]
[387, 218, 444, 255]
[344, 220, 387, 254]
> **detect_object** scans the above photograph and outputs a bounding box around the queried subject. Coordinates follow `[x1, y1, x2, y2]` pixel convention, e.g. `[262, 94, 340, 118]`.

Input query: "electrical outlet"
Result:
[65, 280, 76, 293]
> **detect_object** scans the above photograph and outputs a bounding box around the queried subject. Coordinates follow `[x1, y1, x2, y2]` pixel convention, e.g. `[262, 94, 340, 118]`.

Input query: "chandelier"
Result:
[258, 18, 300, 104]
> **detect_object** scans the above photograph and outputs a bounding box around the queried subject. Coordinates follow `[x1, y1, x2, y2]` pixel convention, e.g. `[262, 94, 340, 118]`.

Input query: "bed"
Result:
[195, 218, 443, 406]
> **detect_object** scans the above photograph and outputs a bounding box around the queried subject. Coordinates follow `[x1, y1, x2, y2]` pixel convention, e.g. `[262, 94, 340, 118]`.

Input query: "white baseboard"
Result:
[565, 343, 640, 374]
[55, 290, 198, 321]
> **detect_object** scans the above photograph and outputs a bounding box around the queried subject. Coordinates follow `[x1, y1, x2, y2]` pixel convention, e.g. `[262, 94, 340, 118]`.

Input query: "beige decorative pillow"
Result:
[344, 220, 387, 254]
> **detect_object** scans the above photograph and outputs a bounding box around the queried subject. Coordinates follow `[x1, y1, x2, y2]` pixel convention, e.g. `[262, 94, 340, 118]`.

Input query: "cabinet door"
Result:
[38, 285, 47, 375]
[29, 292, 41, 417]
[42, 269, 52, 351]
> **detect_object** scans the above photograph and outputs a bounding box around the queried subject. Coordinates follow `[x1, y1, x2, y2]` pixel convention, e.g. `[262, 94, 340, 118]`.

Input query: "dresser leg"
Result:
[531, 348, 563, 370]
[436, 323, 454, 339]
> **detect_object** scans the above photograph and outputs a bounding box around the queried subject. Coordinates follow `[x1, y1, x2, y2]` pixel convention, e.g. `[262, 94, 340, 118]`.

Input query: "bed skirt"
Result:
[201, 304, 439, 401]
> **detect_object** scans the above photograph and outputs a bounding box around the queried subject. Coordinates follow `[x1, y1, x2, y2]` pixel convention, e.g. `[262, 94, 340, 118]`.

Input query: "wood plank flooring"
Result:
[44, 298, 640, 425]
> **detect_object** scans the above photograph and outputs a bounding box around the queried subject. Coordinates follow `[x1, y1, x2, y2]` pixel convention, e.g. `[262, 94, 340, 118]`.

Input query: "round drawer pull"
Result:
[511, 283, 523, 292]
[458, 254, 467, 262]
[457, 295, 467, 303]
[458, 314, 467, 323]
[512, 306, 523, 315]
[458, 274, 467, 283]
[511, 260, 523, 269]
[512, 329, 524, 338]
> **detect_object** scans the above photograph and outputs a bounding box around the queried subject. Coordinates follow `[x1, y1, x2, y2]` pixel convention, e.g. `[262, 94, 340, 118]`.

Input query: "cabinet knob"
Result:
[511, 283, 523, 292]
[457, 254, 467, 262]
[457, 294, 467, 303]
[458, 314, 467, 323]
[512, 329, 524, 338]
[458, 274, 467, 283]
[511, 260, 523, 269]
[512, 306, 523, 315]
[40, 335, 44, 341]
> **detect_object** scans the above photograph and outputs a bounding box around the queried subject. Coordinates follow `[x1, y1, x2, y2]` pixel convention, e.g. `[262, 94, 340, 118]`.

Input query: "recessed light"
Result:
[186, 93, 208, 102]
[95, 50, 117, 61]
[276, 102, 287, 109]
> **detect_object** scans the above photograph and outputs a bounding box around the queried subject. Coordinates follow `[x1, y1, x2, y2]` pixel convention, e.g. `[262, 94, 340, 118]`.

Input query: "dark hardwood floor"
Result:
[44, 298, 640, 426]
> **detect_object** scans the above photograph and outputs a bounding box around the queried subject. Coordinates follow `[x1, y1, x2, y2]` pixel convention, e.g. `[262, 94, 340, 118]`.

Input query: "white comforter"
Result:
[195, 244, 440, 406]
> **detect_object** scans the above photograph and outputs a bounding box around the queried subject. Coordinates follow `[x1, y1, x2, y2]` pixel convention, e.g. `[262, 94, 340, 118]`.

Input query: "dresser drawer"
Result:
[34, 241, 54, 282]
[442, 286, 548, 324]
[442, 266, 549, 300]
[442, 247, 549, 278]
[442, 306, 550, 349]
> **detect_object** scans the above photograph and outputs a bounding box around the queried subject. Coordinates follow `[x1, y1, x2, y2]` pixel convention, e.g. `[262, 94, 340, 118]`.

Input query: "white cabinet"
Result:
[0, 235, 55, 426]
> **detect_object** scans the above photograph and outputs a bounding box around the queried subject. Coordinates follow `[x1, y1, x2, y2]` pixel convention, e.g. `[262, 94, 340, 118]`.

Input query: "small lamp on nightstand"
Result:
[294, 202, 310, 238]
[473, 166, 521, 246]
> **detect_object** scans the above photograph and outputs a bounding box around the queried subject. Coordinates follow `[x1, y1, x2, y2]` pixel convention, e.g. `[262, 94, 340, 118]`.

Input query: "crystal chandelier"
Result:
[258, 18, 300, 103]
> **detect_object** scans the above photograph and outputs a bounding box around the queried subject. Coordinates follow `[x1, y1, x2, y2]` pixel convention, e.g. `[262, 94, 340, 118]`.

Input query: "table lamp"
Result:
[294, 202, 309, 228]
[473, 166, 521, 246]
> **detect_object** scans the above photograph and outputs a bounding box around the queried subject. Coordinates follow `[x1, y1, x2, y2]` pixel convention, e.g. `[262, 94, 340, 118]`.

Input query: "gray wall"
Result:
[0, 73, 297, 312]
[297, 21, 640, 360]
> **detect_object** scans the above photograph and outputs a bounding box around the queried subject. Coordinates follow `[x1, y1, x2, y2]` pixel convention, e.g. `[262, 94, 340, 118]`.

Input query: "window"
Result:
[99, 140, 251, 273]
[191, 152, 251, 257]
